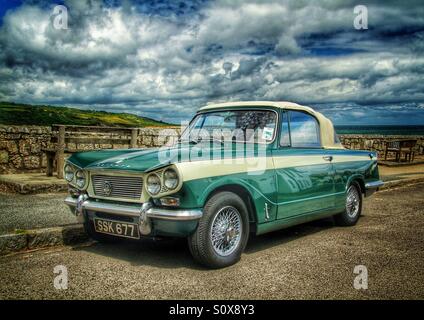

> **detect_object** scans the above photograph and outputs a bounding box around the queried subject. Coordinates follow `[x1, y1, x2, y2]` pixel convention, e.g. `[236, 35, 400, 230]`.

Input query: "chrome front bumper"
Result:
[64, 196, 203, 221]
[364, 180, 384, 197]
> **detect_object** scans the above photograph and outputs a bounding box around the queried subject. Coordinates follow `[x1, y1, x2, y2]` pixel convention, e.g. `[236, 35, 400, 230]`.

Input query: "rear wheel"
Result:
[334, 182, 362, 226]
[188, 192, 250, 268]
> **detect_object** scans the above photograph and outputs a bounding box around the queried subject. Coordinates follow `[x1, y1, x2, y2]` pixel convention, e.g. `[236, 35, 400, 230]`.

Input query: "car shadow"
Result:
[74, 217, 336, 270]
[74, 236, 203, 270]
[244, 217, 335, 254]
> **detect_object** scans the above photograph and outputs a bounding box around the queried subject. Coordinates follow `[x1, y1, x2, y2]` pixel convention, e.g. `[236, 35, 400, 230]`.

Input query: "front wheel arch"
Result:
[203, 184, 257, 227]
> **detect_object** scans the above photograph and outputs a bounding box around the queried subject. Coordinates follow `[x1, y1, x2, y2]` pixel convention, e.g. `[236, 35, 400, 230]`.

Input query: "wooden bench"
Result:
[43, 125, 140, 178]
[384, 139, 417, 162]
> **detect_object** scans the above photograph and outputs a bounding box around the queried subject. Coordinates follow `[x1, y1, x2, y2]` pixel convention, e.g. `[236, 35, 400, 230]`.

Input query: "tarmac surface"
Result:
[0, 192, 76, 234]
[0, 182, 423, 299]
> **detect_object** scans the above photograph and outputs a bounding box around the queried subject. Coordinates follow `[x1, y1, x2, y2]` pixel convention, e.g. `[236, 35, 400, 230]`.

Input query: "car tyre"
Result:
[334, 181, 362, 226]
[188, 191, 250, 268]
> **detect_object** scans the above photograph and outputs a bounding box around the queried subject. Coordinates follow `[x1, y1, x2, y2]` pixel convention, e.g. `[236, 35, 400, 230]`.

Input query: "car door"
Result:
[272, 110, 335, 220]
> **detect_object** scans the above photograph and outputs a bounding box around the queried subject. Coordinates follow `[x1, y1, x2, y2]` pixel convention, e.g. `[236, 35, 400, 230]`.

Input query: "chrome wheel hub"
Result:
[210, 206, 242, 257]
[346, 186, 360, 218]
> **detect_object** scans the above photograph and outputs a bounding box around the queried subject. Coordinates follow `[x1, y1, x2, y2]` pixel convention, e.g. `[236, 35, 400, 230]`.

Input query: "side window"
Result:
[280, 110, 320, 148]
[289, 111, 320, 147]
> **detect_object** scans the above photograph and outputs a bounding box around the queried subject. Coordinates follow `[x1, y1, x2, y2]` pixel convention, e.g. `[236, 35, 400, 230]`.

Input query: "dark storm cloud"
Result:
[0, 0, 423, 124]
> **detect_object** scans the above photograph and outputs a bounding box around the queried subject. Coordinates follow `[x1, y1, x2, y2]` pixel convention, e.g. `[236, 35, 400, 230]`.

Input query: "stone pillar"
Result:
[130, 128, 138, 148]
[56, 125, 65, 179]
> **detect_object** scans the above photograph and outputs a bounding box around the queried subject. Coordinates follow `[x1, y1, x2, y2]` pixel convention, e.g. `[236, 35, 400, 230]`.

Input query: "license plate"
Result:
[94, 218, 140, 239]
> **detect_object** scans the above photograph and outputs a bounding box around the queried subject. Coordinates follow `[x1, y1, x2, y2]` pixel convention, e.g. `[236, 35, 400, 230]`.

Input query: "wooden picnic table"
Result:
[384, 139, 417, 162]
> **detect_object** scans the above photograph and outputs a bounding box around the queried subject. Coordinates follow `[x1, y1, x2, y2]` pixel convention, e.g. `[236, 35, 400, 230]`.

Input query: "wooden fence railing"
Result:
[43, 125, 147, 178]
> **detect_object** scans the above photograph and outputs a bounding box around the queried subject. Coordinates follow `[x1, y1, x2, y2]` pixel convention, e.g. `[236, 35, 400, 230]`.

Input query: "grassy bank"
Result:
[0, 102, 172, 127]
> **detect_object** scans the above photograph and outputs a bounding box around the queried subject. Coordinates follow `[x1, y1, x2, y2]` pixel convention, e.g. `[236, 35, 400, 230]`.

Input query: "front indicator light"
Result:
[160, 197, 180, 207]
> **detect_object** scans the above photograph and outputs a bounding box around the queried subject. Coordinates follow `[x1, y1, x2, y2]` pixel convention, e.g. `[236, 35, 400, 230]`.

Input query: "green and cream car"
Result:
[64, 101, 383, 268]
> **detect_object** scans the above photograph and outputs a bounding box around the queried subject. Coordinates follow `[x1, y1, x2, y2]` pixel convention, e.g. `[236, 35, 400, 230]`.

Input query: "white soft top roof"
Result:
[199, 101, 344, 149]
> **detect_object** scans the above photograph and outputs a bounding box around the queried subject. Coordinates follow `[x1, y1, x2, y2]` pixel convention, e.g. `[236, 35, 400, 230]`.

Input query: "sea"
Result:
[334, 125, 424, 136]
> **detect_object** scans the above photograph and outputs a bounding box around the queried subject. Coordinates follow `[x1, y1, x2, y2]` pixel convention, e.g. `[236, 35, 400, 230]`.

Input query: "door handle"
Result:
[323, 155, 333, 162]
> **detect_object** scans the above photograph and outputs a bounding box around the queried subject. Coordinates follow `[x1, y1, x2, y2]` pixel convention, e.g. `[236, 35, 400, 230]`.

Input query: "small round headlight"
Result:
[64, 164, 74, 182]
[75, 170, 86, 189]
[147, 173, 161, 195]
[163, 168, 179, 190]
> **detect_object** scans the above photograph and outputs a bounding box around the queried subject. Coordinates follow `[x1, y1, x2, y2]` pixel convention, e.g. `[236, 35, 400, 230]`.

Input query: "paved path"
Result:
[1, 183, 423, 299]
[0, 192, 76, 234]
[379, 164, 424, 182]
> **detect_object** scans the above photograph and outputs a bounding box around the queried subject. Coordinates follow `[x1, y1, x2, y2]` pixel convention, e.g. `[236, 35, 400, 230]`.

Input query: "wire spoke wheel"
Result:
[210, 206, 242, 257]
[346, 185, 360, 218]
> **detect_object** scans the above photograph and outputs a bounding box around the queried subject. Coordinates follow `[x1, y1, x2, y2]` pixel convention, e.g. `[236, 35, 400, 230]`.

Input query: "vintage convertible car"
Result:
[64, 101, 383, 268]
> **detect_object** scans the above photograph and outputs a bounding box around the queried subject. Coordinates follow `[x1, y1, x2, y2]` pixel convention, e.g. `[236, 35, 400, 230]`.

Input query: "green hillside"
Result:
[0, 102, 173, 127]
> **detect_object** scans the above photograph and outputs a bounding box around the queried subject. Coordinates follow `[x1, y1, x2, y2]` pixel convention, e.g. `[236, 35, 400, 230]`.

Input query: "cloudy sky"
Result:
[0, 0, 424, 125]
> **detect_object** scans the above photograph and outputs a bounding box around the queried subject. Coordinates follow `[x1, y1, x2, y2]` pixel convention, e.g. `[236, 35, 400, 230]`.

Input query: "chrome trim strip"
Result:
[365, 180, 384, 189]
[146, 208, 203, 221]
[277, 191, 345, 206]
[66, 160, 83, 169]
[85, 201, 141, 216]
[64, 196, 202, 221]
[364, 180, 384, 197]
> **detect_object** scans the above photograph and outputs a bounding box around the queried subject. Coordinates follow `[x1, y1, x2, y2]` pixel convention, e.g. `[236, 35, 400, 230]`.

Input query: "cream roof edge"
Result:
[199, 101, 344, 150]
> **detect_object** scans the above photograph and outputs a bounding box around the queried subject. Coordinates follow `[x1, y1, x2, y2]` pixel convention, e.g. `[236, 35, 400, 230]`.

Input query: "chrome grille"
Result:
[92, 175, 143, 200]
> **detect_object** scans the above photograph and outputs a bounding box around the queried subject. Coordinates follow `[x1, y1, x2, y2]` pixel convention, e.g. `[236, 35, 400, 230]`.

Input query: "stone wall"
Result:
[0, 125, 423, 174]
[339, 135, 424, 159]
[0, 125, 181, 174]
[0, 126, 52, 173]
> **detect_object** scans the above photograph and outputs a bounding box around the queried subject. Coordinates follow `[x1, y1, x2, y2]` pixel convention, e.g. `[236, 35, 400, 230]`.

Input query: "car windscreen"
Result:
[180, 110, 277, 144]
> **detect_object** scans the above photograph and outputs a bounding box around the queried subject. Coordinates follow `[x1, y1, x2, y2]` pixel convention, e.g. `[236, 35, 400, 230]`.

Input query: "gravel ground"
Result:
[0, 192, 76, 234]
[0, 183, 423, 299]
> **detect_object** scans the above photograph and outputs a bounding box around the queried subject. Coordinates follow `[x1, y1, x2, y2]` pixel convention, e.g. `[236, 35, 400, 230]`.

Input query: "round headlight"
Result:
[146, 173, 161, 195]
[75, 170, 86, 189]
[64, 164, 74, 182]
[163, 168, 179, 190]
